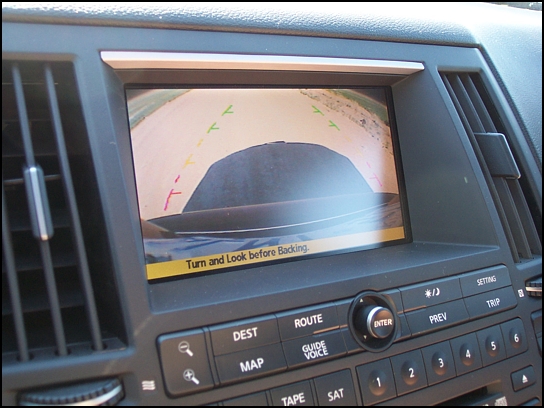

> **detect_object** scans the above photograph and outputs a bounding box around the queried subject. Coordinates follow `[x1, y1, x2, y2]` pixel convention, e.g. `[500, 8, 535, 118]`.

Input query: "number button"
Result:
[450, 333, 482, 376]
[477, 326, 506, 366]
[501, 319, 528, 358]
[422, 342, 456, 385]
[356, 359, 397, 405]
[391, 350, 427, 395]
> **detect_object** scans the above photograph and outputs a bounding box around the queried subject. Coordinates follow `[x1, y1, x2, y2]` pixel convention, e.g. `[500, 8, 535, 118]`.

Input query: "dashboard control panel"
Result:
[157, 265, 520, 401]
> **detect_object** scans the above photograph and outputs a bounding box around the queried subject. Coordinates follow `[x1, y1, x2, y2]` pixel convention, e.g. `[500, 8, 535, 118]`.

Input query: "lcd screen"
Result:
[127, 88, 408, 280]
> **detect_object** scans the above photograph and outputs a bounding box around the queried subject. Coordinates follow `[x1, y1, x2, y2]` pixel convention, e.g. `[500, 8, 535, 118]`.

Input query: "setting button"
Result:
[314, 370, 357, 406]
[405, 299, 469, 336]
[282, 330, 346, 368]
[277, 304, 338, 341]
[459, 265, 511, 297]
[400, 277, 462, 312]
[215, 343, 287, 385]
[210, 315, 280, 356]
[157, 329, 214, 397]
[463, 286, 517, 319]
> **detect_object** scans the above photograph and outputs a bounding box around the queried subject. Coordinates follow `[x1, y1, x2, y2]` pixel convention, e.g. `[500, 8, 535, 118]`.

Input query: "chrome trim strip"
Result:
[28, 167, 50, 241]
[20, 385, 123, 406]
[101, 52, 424, 75]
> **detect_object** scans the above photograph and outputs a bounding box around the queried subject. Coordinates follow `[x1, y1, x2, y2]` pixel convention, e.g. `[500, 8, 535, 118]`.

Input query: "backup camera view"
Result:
[127, 88, 406, 280]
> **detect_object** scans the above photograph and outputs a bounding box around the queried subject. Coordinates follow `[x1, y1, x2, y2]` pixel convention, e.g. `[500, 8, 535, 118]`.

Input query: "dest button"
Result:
[157, 329, 214, 397]
[210, 315, 280, 356]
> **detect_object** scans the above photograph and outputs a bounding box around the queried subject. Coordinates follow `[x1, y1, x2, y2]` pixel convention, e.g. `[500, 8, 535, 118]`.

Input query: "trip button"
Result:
[270, 381, 314, 406]
[463, 286, 517, 319]
[314, 370, 357, 406]
[277, 304, 339, 341]
[405, 299, 469, 335]
[282, 330, 346, 368]
[210, 315, 280, 356]
[157, 329, 214, 397]
[215, 343, 287, 385]
[400, 277, 462, 312]
[459, 265, 511, 297]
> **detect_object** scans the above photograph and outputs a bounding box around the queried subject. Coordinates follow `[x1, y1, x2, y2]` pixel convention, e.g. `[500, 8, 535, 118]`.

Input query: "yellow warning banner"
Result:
[146, 226, 405, 280]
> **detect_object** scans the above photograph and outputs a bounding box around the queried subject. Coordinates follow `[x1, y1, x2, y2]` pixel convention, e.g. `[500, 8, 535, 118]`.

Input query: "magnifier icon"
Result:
[178, 341, 194, 357]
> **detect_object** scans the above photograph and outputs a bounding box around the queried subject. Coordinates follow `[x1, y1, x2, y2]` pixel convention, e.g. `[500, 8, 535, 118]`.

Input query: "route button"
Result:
[277, 303, 339, 341]
[157, 329, 214, 397]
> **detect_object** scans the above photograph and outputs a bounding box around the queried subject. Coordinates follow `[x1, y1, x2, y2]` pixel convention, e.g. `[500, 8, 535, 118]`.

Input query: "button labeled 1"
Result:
[157, 329, 214, 397]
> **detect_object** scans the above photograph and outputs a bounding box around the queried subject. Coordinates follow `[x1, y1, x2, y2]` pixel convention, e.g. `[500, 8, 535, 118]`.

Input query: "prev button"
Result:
[215, 343, 287, 385]
[405, 299, 469, 336]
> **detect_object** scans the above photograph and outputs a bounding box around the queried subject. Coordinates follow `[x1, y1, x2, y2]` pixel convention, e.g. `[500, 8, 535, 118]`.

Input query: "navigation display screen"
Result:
[127, 88, 408, 281]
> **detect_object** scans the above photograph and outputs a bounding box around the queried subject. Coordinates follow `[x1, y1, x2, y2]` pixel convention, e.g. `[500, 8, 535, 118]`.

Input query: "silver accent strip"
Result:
[20, 384, 123, 406]
[101, 51, 424, 75]
[28, 167, 50, 241]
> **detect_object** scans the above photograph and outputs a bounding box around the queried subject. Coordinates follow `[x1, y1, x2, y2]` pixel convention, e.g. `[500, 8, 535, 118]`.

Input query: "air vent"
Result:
[441, 73, 541, 262]
[2, 61, 125, 363]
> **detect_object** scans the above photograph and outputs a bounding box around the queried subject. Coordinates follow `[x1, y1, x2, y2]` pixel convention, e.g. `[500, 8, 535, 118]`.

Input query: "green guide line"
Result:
[312, 105, 324, 115]
[222, 105, 234, 116]
[207, 122, 219, 133]
[329, 120, 340, 130]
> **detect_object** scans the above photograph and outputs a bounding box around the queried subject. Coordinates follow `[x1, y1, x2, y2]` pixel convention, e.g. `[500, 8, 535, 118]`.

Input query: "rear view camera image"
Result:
[127, 88, 407, 280]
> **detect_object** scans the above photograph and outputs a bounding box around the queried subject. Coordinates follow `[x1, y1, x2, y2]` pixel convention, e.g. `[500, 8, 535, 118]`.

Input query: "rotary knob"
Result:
[349, 292, 398, 352]
[364, 306, 395, 339]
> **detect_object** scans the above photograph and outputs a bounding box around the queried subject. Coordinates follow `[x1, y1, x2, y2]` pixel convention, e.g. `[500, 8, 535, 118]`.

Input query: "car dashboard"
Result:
[2, 3, 542, 406]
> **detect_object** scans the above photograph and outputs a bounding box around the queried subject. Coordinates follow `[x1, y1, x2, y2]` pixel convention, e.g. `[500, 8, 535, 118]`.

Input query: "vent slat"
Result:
[441, 72, 541, 262]
[494, 177, 532, 259]
[44, 64, 103, 352]
[2, 182, 30, 362]
[2, 286, 85, 316]
[12, 62, 68, 356]
[3, 59, 124, 362]
[448, 74, 486, 133]
[460, 75, 497, 133]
